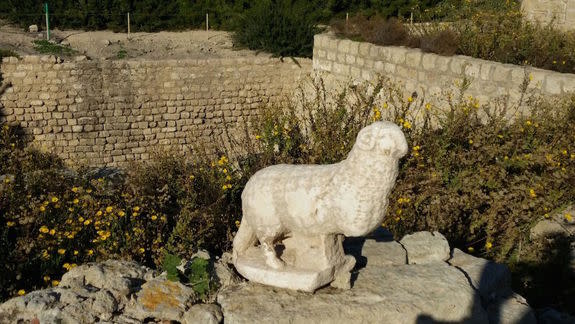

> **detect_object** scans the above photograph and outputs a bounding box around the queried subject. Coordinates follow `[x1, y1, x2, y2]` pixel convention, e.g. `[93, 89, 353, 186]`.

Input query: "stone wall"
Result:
[522, 0, 575, 31]
[0, 55, 311, 166]
[313, 34, 575, 107]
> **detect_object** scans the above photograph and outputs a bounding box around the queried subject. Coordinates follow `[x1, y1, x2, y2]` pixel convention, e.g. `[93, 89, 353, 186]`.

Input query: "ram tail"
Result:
[232, 220, 257, 264]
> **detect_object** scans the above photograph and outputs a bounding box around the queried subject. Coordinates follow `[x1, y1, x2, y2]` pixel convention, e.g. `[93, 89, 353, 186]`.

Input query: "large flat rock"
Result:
[217, 262, 488, 324]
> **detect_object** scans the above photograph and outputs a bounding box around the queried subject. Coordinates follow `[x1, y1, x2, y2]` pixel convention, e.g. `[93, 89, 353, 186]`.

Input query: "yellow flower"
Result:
[118, 210, 125, 217]
[87, 249, 94, 256]
[425, 103, 431, 110]
[133, 206, 140, 212]
[383, 102, 388, 109]
[39, 206, 46, 212]
[43, 275, 50, 282]
[96, 210, 103, 217]
[235, 220, 241, 228]
[4, 178, 10, 184]
[255, 135, 262, 140]
[525, 120, 532, 126]
[138, 248, 145, 254]
[63, 263, 72, 270]
[83, 219, 92, 226]
[78, 217, 84, 222]
[485, 242, 493, 250]
[49, 229, 56, 236]
[39, 226, 49, 234]
[565, 214, 573, 222]
[226, 175, 232, 181]
[407, 96, 413, 103]
[467, 247, 475, 253]
[71, 187, 79, 193]
[160, 215, 167, 222]
[189, 174, 195, 180]
[151, 215, 158, 221]
[17, 289, 26, 296]
[86, 189, 92, 194]
[51, 280, 59, 287]
[57, 249, 66, 255]
[132, 212, 139, 217]
[562, 150, 568, 155]
[402, 120, 412, 129]
[51, 197, 59, 203]
[529, 189, 536, 198]
[73, 250, 79, 256]
[6, 221, 16, 227]
[528, 74, 533, 81]
[468, 139, 474, 144]
[73, 198, 79, 205]
[41, 250, 50, 259]
[222, 168, 228, 174]
[544, 213, 550, 219]
[105, 206, 113, 213]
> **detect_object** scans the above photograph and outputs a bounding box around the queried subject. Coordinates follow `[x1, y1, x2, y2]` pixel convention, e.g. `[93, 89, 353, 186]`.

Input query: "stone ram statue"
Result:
[233, 121, 408, 291]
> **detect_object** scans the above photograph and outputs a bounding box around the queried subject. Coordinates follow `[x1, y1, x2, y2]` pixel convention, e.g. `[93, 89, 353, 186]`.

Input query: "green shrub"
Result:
[33, 40, 76, 57]
[232, 0, 323, 57]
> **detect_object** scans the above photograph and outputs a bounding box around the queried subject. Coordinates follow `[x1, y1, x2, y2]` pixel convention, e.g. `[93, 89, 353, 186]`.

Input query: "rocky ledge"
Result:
[1, 231, 538, 323]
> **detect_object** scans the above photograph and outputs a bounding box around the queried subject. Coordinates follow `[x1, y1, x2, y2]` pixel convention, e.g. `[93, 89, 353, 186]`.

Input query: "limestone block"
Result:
[405, 50, 422, 67]
[544, 74, 563, 95]
[345, 54, 356, 65]
[389, 47, 407, 65]
[400, 231, 450, 264]
[421, 53, 436, 70]
[359, 43, 371, 56]
[465, 62, 481, 79]
[338, 39, 352, 53]
[450, 56, 469, 75]
[563, 75, 575, 93]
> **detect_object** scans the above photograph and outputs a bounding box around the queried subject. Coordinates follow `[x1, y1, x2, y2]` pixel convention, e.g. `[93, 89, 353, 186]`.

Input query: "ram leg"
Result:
[260, 236, 285, 269]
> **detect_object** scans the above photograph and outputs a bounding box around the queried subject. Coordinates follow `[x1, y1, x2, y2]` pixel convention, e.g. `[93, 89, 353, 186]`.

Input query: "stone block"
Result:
[544, 75, 563, 95]
[405, 51, 422, 67]
[421, 53, 436, 70]
[338, 39, 352, 53]
[389, 47, 407, 65]
[345, 55, 356, 65]
[450, 56, 469, 75]
[359, 43, 371, 56]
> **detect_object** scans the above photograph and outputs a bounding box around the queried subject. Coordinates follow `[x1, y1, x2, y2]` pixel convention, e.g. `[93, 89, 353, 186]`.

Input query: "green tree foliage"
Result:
[0, 0, 441, 31]
[232, 0, 323, 57]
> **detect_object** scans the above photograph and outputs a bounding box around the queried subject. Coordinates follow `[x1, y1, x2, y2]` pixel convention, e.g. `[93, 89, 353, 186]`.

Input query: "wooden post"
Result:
[127, 12, 131, 36]
[206, 13, 209, 31]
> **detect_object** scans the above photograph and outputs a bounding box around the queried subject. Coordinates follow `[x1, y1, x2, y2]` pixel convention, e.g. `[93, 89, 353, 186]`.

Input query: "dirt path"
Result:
[0, 19, 263, 60]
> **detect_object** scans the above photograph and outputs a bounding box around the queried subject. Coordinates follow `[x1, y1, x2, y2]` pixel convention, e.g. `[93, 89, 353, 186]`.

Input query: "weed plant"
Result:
[32, 40, 76, 57]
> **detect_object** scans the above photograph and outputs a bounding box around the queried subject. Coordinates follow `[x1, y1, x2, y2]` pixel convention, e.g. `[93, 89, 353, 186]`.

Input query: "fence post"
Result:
[127, 12, 131, 36]
[44, 2, 50, 41]
[206, 13, 209, 31]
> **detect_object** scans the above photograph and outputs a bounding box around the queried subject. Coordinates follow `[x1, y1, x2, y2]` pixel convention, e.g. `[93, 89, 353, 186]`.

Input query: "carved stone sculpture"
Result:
[232, 121, 408, 292]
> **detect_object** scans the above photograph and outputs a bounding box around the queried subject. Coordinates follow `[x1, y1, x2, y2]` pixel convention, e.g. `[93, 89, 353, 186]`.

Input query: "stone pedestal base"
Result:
[234, 234, 356, 292]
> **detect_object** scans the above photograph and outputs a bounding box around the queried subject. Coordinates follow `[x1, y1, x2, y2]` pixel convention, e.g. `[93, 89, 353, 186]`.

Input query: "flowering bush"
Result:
[1, 75, 573, 311]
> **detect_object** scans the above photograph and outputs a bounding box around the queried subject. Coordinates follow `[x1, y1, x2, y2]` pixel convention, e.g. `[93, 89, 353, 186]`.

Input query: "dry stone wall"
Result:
[313, 34, 575, 107]
[0, 55, 311, 166]
[522, 0, 575, 31]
